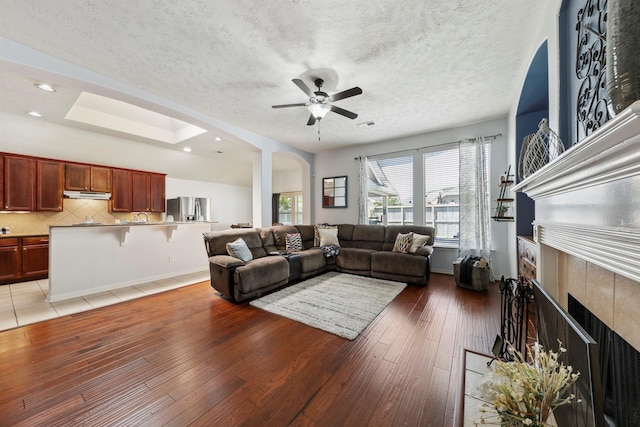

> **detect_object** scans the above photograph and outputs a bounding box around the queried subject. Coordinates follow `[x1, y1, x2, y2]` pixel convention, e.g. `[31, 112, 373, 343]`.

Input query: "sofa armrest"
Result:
[209, 255, 245, 268]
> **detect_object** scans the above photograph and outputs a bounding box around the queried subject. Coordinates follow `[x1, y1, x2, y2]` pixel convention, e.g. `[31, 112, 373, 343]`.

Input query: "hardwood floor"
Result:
[0, 273, 500, 427]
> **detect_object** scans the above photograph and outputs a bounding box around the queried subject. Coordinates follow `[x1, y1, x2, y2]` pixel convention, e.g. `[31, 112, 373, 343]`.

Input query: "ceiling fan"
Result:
[272, 78, 363, 126]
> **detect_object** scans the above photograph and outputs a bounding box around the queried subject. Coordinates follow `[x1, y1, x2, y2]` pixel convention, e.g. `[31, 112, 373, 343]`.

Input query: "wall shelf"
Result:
[492, 165, 514, 222]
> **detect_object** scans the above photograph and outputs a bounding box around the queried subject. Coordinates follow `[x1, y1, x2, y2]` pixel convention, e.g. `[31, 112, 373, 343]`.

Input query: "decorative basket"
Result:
[520, 119, 565, 179]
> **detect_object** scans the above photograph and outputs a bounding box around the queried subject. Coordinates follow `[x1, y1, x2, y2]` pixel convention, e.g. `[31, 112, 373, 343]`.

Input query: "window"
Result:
[424, 146, 459, 245]
[366, 155, 413, 225]
[278, 192, 303, 225]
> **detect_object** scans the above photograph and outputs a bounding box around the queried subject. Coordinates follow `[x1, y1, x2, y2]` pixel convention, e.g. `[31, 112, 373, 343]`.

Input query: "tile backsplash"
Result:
[0, 199, 162, 235]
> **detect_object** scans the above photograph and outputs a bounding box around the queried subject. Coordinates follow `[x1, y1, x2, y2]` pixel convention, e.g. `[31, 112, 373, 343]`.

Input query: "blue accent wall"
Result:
[516, 41, 549, 237]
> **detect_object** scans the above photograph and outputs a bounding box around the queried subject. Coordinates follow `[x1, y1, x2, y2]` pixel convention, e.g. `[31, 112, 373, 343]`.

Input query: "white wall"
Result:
[272, 169, 303, 194]
[314, 118, 512, 279]
[165, 177, 252, 230]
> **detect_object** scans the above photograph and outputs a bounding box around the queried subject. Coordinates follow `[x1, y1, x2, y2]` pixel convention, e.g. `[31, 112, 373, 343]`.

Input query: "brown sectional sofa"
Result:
[202, 224, 435, 302]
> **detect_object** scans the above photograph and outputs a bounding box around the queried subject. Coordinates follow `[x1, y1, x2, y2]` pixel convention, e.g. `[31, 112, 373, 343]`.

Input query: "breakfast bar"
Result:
[48, 222, 212, 302]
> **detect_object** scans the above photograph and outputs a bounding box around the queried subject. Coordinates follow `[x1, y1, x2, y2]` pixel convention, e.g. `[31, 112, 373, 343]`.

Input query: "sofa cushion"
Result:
[336, 247, 375, 272]
[318, 227, 340, 246]
[371, 251, 428, 278]
[392, 232, 413, 253]
[294, 248, 327, 274]
[410, 233, 431, 253]
[383, 226, 435, 251]
[226, 238, 253, 261]
[286, 233, 303, 252]
[235, 256, 289, 294]
[349, 225, 385, 250]
[313, 224, 336, 246]
[271, 225, 300, 250]
[203, 229, 267, 259]
[294, 225, 316, 249]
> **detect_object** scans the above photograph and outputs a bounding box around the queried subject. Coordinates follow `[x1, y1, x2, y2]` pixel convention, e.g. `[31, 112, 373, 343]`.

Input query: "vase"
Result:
[606, 0, 640, 114]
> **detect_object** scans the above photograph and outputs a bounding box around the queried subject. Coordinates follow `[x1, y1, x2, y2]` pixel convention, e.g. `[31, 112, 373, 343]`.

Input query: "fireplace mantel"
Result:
[513, 100, 640, 199]
[513, 101, 640, 283]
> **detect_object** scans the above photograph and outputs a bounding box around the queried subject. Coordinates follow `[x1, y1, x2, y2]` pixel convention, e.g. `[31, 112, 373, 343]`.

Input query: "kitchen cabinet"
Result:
[21, 236, 49, 280]
[150, 173, 165, 212]
[0, 238, 20, 283]
[37, 160, 64, 211]
[132, 171, 150, 212]
[3, 155, 35, 211]
[111, 169, 132, 212]
[90, 166, 112, 192]
[132, 172, 165, 212]
[0, 235, 48, 284]
[65, 164, 112, 192]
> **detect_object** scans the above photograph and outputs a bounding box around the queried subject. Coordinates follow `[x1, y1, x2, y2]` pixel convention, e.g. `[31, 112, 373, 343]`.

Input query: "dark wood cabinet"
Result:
[0, 238, 20, 282]
[37, 160, 64, 211]
[1, 153, 165, 214]
[65, 164, 112, 192]
[150, 173, 165, 212]
[3, 155, 35, 211]
[90, 166, 111, 192]
[21, 236, 49, 280]
[132, 171, 151, 212]
[130, 172, 165, 212]
[64, 163, 90, 191]
[111, 169, 132, 212]
[0, 235, 48, 284]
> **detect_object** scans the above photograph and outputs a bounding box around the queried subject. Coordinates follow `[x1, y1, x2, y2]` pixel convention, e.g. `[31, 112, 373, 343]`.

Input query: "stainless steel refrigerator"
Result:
[166, 197, 212, 222]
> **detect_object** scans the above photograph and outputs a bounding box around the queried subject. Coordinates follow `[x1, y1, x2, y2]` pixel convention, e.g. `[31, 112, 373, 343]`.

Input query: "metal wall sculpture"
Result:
[575, 0, 610, 143]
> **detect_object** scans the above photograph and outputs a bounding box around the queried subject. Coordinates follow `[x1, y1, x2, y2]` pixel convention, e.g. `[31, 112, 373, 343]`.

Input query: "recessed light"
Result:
[214, 137, 222, 141]
[35, 83, 56, 92]
[183, 147, 192, 152]
[28, 111, 42, 117]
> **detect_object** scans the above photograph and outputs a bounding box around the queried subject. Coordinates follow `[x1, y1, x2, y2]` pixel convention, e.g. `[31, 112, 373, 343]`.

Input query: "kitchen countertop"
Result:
[0, 233, 49, 238]
[49, 221, 216, 228]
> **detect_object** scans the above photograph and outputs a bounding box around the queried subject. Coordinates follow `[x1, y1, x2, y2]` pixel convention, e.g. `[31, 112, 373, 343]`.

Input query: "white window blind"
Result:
[424, 146, 459, 244]
[366, 155, 413, 225]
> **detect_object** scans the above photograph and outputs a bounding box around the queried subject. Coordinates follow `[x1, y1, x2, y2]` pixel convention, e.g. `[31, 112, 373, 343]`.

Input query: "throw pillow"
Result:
[392, 232, 413, 254]
[318, 227, 340, 246]
[314, 224, 336, 246]
[409, 232, 432, 253]
[285, 233, 303, 252]
[226, 237, 253, 262]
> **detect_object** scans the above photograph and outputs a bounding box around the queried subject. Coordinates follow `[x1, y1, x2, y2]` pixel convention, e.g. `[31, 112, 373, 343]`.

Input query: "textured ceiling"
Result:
[0, 0, 543, 157]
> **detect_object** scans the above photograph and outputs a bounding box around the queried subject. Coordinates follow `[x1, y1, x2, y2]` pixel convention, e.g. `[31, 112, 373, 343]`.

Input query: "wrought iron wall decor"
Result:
[576, 0, 611, 143]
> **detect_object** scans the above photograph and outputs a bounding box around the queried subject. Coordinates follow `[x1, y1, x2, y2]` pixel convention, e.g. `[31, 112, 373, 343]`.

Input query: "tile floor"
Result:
[0, 271, 210, 332]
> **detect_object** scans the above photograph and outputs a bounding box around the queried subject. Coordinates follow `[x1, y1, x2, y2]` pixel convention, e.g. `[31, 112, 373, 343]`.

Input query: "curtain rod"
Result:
[354, 132, 502, 160]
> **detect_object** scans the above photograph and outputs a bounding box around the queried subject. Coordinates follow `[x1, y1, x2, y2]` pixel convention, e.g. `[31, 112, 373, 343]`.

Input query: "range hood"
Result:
[63, 190, 111, 200]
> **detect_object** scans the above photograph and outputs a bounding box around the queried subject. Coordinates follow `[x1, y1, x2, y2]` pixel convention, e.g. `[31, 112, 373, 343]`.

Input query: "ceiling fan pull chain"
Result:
[318, 121, 321, 142]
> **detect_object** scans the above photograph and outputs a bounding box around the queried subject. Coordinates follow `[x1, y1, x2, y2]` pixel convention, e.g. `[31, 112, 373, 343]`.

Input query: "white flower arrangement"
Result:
[475, 341, 580, 426]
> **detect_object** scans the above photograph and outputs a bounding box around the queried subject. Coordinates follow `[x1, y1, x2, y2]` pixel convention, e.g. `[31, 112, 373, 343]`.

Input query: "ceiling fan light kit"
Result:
[272, 77, 363, 127]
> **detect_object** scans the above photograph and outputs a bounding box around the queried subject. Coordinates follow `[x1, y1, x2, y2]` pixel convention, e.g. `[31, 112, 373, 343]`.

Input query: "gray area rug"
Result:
[250, 272, 407, 340]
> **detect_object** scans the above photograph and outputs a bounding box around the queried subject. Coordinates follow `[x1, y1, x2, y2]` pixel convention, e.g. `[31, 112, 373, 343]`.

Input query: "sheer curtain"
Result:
[356, 156, 368, 224]
[458, 137, 492, 265]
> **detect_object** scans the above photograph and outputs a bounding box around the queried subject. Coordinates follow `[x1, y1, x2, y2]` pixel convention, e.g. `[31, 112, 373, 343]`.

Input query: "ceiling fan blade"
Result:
[272, 103, 306, 109]
[293, 79, 314, 97]
[330, 105, 358, 120]
[307, 114, 317, 126]
[330, 86, 363, 102]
